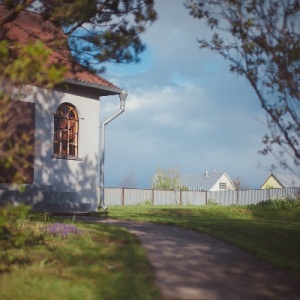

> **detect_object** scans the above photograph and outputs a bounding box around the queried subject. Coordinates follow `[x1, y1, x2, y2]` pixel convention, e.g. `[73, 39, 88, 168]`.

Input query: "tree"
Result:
[0, 1, 157, 182]
[0, 41, 66, 183]
[232, 177, 249, 191]
[185, 0, 300, 171]
[119, 172, 138, 188]
[151, 166, 186, 190]
[0, 0, 157, 72]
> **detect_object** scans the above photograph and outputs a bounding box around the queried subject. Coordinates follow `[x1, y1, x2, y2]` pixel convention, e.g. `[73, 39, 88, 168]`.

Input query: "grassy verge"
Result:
[0, 204, 162, 300]
[106, 201, 300, 278]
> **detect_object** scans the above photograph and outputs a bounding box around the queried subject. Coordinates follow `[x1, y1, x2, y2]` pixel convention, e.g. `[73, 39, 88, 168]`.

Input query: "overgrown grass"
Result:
[2, 198, 299, 299]
[0, 204, 162, 300]
[106, 199, 300, 278]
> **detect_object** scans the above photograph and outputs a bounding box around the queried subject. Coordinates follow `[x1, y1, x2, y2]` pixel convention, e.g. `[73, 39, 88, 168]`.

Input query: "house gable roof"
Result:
[0, 5, 122, 96]
[272, 173, 300, 188]
[180, 172, 233, 191]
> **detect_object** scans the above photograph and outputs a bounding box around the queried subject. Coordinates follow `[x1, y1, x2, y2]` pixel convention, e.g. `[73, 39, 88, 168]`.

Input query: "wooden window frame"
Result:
[52, 103, 82, 160]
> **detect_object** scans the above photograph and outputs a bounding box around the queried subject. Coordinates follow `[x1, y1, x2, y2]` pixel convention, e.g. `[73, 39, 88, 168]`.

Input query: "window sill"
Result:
[51, 155, 83, 161]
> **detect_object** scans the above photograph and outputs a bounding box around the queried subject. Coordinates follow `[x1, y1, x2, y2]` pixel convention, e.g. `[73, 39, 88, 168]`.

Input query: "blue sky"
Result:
[99, 0, 283, 189]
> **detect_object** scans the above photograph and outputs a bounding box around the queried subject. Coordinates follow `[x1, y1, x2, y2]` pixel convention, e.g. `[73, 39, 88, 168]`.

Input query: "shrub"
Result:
[207, 199, 219, 205]
[0, 204, 44, 273]
[0, 203, 32, 248]
[256, 197, 300, 209]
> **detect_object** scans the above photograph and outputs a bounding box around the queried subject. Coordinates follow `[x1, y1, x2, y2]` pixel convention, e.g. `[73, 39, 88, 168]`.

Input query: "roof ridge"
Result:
[182, 172, 224, 175]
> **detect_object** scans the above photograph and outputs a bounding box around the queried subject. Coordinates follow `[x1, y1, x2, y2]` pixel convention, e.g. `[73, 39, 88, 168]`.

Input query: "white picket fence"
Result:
[104, 187, 300, 206]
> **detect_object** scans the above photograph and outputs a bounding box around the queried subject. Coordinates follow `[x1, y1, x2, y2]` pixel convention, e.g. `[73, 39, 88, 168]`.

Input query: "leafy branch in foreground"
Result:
[0, 40, 65, 183]
[185, 0, 300, 172]
[1, 0, 157, 72]
[0, 1, 157, 183]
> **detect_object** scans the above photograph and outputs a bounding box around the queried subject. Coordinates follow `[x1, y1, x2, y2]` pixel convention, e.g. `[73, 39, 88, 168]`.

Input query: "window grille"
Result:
[219, 183, 227, 189]
[53, 103, 79, 158]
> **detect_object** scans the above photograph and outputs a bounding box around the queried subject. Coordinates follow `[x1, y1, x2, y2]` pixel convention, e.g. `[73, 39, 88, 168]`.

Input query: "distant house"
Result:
[260, 173, 300, 189]
[180, 171, 236, 191]
[0, 6, 125, 212]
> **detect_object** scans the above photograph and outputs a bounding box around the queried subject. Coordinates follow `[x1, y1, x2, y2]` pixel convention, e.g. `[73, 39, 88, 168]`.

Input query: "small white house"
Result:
[0, 6, 125, 212]
[180, 171, 236, 191]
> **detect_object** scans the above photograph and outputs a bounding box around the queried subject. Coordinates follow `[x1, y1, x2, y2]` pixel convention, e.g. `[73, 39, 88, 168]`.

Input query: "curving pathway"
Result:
[77, 217, 300, 300]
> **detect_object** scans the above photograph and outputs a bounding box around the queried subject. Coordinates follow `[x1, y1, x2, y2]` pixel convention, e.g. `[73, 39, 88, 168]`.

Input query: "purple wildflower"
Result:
[46, 223, 81, 238]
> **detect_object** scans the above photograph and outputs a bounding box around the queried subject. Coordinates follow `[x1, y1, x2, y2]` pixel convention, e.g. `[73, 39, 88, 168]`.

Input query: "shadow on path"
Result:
[76, 217, 300, 300]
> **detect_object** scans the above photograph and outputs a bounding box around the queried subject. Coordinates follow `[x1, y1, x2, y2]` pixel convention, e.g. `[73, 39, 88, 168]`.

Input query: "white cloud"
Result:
[100, 0, 283, 190]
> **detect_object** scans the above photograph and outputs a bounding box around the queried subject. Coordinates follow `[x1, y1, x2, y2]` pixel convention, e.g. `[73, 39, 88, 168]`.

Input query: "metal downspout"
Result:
[98, 90, 127, 210]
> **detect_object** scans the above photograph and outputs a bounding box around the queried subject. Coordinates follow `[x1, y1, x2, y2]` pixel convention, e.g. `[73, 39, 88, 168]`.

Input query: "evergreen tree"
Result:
[0, 0, 157, 72]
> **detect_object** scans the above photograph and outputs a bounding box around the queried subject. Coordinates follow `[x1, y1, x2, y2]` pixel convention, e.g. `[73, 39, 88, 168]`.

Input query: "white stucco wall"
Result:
[26, 86, 101, 210]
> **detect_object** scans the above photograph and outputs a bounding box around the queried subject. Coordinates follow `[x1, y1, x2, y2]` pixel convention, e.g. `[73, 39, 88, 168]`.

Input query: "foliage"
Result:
[185, 0, 300, 171]
[264, 184, 275, 189]
[255, 196, 300, 209]
[119, 172, 138, 188]
[0, 203, 45, 273]
[151, 165, 187, 191]
[0, 40, 66, 87]
[1, 0, 157, 72]
[0, 212, 162, 300]
[232, 176, 250, 190]
[0, 203, 34, 248]
[0, 1, 157, 183]
[143, 199, 153, 205]
[0, 41, 66, 183]
[206, 198, 218, 205]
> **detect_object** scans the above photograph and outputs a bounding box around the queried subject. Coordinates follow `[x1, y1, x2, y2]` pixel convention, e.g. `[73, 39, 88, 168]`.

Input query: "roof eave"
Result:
[65, 78, 123, 96]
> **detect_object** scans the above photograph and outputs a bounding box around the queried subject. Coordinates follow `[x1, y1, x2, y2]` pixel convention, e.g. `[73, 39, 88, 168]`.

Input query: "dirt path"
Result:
[77, 217, 300, 300]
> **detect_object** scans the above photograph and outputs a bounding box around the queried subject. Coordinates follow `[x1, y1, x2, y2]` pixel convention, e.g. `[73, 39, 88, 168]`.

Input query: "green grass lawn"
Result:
[106, 202, 300, 278]
[1, 200, 300, 299]
[0, 205, 162, 300]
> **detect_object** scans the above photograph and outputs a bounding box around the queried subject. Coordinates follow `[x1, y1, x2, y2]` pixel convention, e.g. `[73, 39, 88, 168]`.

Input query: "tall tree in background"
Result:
[0, 0, 157, 72]
[232, 177, 249, 191]
[185, 0, 300, 171]
[152, 166, 186, 191]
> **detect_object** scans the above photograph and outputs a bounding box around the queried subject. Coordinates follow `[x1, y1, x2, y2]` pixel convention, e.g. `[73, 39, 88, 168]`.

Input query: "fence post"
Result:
[205, 191, 208, 205]
[121, 188, 124, 206]
[152, 189, 155, 205]
[180, 190, 182, 205]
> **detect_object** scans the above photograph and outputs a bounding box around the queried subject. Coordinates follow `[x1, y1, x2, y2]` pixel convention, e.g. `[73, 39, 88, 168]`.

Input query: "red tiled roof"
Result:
[0, 5, 120, 91]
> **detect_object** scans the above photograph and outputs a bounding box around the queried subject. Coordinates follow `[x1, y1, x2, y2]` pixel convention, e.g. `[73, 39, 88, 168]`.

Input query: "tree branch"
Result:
[0, 0, 34, 27]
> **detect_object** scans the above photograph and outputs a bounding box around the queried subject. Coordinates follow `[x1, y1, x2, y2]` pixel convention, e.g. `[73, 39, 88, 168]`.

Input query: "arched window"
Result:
[53, 103, 79, 158]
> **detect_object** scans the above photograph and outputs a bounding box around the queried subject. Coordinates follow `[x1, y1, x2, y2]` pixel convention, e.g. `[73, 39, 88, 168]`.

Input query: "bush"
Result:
[0, 203, 32, 248]
[256, 197, 300, 209]
[207, 199, 219, 205]
[0, 204, 45, 273]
